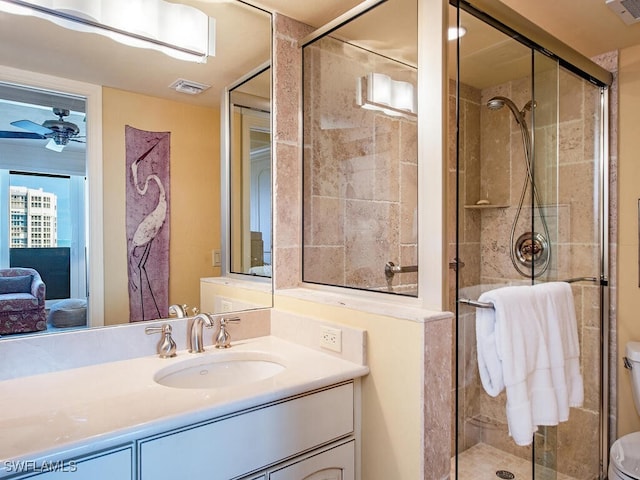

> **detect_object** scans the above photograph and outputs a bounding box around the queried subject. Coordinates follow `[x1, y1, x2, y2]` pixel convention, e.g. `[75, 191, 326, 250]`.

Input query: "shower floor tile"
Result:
[452, 443, 577, 480]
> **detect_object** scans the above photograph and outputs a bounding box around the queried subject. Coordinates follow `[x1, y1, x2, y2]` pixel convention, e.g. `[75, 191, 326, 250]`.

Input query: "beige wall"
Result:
[617, 45, 640, 436]
[273, 296, 428, 479]
[102, 87, 220, 325]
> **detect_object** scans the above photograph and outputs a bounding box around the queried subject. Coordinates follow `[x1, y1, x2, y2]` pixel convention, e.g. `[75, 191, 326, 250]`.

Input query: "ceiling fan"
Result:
[0, 108, 85, 152]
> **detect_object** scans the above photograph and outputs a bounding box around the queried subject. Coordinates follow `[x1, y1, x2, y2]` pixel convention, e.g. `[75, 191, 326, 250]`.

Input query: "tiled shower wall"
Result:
[302, 36, 418, 294]
[450, 63, 612, 479]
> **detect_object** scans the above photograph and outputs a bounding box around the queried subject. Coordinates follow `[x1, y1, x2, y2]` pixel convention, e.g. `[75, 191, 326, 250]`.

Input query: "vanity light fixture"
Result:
[0, 0, 216, 63]
[356, 72, 417, 119]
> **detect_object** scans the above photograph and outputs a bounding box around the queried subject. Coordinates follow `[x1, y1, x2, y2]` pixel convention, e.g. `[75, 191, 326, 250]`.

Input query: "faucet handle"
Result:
[220, 316, 241, 326]
[215, 317, 241, 349]
[145, 323, 177, 358]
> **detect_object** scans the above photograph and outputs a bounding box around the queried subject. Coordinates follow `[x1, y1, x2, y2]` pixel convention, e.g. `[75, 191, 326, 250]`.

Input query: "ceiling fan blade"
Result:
[10, 119, 53, 135]
[0, 130, 47, 139]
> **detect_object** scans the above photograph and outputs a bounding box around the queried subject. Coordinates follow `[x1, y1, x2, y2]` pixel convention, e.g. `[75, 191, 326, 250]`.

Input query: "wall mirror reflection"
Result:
[0, 0, 272, 337]
[228, 68, 272, 278]
[301, 0, 418, 296]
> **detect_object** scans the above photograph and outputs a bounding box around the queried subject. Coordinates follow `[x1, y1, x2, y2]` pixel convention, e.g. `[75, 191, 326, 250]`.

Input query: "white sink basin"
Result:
[154, 352, 285, 389]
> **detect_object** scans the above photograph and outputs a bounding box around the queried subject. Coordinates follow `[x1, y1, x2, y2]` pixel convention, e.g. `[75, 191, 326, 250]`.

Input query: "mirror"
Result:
[301, 0, 419, 296]
[229, 68, 272, 278]
[0, 0, 273, 334]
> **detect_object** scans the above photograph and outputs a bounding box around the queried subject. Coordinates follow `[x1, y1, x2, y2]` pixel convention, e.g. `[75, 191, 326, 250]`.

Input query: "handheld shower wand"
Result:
[486, 95, 550, 278]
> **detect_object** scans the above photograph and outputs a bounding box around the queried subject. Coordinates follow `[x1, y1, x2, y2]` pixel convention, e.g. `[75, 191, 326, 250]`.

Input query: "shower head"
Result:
[486, 96, 509, 111]
[486, 96, 531, 125]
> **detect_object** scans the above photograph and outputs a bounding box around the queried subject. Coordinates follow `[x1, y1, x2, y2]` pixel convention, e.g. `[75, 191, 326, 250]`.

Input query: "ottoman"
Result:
[48, 298, 87, 328]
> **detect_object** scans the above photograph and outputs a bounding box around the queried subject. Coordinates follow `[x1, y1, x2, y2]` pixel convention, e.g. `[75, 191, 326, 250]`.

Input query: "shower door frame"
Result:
[452, 1, 612, 478]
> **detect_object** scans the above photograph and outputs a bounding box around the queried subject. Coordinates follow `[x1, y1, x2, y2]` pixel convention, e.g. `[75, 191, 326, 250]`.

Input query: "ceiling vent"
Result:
[169, 78, 211, 95]
[606, 0, 640, 24]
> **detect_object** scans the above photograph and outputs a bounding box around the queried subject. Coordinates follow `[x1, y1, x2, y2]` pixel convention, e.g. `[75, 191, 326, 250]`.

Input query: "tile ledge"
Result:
[276, 287, 453, 323]
[201, 275, 272, 293]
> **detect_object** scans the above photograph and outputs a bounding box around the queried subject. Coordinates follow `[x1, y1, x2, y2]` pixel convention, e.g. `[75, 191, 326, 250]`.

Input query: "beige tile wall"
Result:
[449, 58, 615, 478]
[302, 36, 418, 293]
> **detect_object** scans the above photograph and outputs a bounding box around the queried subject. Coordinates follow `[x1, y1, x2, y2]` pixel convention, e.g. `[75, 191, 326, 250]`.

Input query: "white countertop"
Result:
[0, 335, 368, 475]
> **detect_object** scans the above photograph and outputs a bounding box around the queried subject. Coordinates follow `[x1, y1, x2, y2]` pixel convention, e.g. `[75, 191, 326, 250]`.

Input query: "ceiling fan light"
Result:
[45, 138, 65, 152]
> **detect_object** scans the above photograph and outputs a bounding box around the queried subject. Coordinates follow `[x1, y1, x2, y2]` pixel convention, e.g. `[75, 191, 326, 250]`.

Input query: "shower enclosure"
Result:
[451, 2, 611, 480]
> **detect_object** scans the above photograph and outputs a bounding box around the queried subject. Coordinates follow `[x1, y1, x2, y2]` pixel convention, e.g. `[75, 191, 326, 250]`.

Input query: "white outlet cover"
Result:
[320, 326, 342, 353]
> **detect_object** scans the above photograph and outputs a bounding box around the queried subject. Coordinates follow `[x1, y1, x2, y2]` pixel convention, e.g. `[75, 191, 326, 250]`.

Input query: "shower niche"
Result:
[451, 3, 611, 480]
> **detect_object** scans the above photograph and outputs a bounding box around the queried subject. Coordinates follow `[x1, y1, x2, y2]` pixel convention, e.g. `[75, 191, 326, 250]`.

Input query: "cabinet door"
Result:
[268, 441, 354, 480]
[10, 447, 133, 479]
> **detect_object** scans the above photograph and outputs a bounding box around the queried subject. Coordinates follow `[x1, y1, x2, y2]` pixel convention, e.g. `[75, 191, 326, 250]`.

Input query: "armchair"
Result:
[0, 268, 46, 335]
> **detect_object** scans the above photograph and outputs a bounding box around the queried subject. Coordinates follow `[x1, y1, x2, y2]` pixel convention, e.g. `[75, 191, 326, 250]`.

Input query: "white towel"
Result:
[476, 285, 556, 445]
[474, 282, 582, 446]
[533, 282, 584, 415]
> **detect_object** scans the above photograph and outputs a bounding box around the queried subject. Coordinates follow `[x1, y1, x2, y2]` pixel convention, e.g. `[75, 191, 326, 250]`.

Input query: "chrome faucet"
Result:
[169, 304, 200, 318]
[168, 304, 187, 318]
[188, 313, 217, 353]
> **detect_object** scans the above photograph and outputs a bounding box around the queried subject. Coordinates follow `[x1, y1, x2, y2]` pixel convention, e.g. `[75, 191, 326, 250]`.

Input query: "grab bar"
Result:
[458, 276, 603, 309]
[385, 261, 418, 281]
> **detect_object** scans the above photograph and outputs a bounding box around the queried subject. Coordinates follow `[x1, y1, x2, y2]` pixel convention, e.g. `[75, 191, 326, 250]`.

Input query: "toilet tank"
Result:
[626, 342, 640, 414]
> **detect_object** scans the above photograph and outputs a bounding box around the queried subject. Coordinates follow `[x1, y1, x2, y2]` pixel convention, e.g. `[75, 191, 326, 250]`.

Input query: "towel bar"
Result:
[457, 276, 602, 309]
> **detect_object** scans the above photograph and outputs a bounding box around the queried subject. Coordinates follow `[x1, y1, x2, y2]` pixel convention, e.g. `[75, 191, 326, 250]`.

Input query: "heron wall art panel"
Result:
[125, 126, 171, 322]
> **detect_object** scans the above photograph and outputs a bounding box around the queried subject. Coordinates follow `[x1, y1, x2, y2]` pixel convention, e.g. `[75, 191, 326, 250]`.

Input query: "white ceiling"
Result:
[0, 0, 634, 106]
[500, 0, 640, 59]
[256, 0, 640, 58]
[0, 0, 637, 157]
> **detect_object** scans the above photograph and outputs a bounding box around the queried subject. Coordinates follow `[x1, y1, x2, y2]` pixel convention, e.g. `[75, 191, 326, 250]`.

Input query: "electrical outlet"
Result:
[320, 326, 342, 353]
[221, 300, 233, 312]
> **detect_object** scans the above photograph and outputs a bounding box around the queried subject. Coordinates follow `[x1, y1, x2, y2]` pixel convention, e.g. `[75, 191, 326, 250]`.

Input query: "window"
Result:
[4, 171, 84, 299]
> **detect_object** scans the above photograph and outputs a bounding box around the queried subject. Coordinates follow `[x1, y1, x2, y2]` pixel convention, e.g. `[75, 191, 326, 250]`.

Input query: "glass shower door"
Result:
[452, 3, 608, 480]
[532, 52, 607, 480]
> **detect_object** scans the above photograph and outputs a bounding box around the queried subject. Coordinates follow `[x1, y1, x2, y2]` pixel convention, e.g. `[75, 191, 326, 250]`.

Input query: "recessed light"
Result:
[448, 26, 467, 41]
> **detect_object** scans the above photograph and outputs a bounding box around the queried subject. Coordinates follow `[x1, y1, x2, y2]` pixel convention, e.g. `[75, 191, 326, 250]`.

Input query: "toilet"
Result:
[609, 342, 640, 480]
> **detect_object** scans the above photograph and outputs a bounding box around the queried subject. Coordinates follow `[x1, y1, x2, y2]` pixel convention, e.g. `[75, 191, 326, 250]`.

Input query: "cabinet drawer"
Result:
[268, 441, 354, 480]
[139, 382, 354, 480]
[8, 446, 133, 480]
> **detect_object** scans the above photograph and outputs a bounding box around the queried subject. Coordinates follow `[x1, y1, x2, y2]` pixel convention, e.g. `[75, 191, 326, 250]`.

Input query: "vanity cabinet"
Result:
[7, 446, 133, 480]
[138, 382, 355, 480]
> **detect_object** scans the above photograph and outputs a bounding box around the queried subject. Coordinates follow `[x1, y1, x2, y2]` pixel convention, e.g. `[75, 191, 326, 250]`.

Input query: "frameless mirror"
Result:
[0, 0, 272, 335]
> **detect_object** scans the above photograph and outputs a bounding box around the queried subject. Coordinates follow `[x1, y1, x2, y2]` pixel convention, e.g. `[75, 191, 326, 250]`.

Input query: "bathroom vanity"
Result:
[0, 336, 367, 479]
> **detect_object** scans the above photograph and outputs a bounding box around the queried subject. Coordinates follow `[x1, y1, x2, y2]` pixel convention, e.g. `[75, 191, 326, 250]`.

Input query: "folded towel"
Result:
[474, 282, 583, 446]
[476, 304, 504, 397]
[533, 282, 584, 413]
[476, 285, 552, 445]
